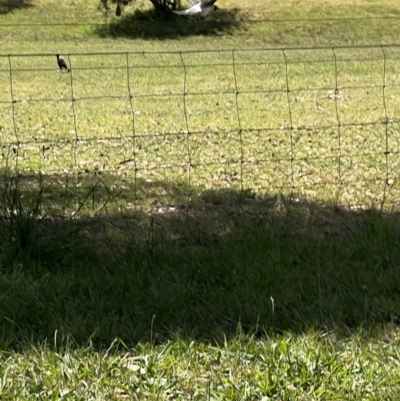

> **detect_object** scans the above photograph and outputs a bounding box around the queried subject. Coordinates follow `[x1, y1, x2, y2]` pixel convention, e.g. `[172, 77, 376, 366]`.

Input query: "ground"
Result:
[1, 0, 400, 399]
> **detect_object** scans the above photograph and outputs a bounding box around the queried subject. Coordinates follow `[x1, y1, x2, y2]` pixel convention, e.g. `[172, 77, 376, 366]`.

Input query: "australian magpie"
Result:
[56, 54, 70, 73]
[172, 0, 219, 19]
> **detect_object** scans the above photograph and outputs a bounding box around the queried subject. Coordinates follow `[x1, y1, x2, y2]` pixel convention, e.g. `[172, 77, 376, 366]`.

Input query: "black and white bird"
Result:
[56, 54, 70, 73]
[172, 0, 219, 19]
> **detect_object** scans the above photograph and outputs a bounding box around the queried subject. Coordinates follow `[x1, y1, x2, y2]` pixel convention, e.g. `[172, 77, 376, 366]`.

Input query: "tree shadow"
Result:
[0, 0, 33, 14]
[94, 6, 243, 39]
[1, 170, 400, 349]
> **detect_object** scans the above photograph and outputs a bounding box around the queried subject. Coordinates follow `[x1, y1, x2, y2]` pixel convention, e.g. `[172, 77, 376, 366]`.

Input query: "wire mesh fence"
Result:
[1, 44, 400, 238]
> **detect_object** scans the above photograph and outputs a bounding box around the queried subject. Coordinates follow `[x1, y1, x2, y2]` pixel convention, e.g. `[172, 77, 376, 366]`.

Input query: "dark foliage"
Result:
[98, 0, 180, 17]
[95, 5, 241, 39]
[0, 0, 33, 14]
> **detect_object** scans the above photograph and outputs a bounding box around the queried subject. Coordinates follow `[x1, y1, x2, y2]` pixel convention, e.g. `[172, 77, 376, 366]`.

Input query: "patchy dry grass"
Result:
[1, 45, 400, 216]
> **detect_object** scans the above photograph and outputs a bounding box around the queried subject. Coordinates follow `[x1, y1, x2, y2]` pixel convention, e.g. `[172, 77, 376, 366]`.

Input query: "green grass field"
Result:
[1, 0, 400, 399]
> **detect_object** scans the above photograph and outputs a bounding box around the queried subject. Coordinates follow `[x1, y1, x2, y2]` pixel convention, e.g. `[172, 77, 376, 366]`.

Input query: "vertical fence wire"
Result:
[67, 54, 78, 167]
[380, 45, 390, 211]
[7, 56, 18, 144]
[332, 47, 343, 202]
[231, 49, 244, 195]
[7, 55, 19, 175]
[179, 52, 193, 217]
[282, 49, 295, 192]
[125, 52, 138, 206]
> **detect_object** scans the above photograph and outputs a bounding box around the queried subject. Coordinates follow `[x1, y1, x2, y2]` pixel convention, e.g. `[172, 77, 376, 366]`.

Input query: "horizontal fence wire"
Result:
[2, 43, 400, 56]
[0, 44, 400, 228]
[1, 15, 400, 27]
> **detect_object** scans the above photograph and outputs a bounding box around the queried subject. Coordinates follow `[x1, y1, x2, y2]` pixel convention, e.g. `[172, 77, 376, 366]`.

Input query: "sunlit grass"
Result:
[1, 329, 400, 399]
[0, 0, 400, 49]
[2, 46, 400, 215]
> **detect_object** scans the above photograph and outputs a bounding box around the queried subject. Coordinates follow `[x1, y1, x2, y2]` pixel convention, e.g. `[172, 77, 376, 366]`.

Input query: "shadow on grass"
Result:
[0, 170, 400, 349]
[95, 6, 243, 39]
[0, 0, 33, 14]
